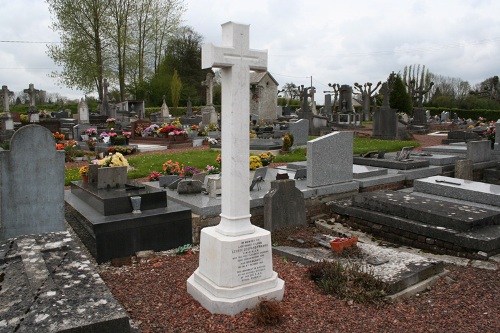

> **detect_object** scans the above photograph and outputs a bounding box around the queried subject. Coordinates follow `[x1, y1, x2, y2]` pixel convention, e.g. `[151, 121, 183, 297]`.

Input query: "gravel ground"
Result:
[81, 131, 500, 332]
[98, 248, 500, 333]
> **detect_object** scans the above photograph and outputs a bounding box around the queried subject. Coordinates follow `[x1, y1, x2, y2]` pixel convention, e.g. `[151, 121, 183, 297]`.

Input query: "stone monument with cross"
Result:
[372, 82, 400, 140]
[24, 83, 40, 123]
[187, 22, 284, 315]
[1, 85, 14, 131]
[201, 72, 218, 128]
[77, 97, 89, 124]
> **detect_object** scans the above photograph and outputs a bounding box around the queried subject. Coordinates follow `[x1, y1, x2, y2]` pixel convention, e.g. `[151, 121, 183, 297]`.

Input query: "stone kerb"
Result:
[307, 131, 353, 187]
[0, 125, 65, 240]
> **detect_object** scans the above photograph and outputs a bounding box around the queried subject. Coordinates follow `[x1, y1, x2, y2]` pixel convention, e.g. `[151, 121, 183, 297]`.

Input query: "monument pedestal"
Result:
[187, 226, 284, 315]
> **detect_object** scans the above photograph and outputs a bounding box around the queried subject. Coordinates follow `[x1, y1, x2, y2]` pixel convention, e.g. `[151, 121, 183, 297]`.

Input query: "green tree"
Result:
[389, 74, 412, 113]
[46, 0, 112, 100]
[171, 69, 182, 111]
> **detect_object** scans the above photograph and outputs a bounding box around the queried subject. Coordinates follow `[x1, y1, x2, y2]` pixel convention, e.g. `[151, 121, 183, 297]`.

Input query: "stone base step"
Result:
[352, 190, 500, 231]
[329, 199, 500, 256]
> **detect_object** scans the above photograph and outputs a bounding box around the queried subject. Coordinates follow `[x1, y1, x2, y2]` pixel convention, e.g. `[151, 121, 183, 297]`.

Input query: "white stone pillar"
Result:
[187, 21, 284, 316]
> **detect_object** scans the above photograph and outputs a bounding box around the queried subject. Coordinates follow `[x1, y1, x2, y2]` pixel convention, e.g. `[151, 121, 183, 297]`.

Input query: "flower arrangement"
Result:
[249, 155, 263, 170]
[144, 124, 160, 136]
[258, 151, 276, 166]
[281, 133, 294, 152]
[53, 131, 65, 141]
[191, 124, 199, 131]
[148, 171, 162, 181]
[207, 123, 219, 131]
[206, 137, 218, 145]
[484, 122, 495, 142]
[20, 114, 29, 124]
[106, 118, 116, 129]
[216, 154, 221, 165]
[100, 132, 109, 139]
[163, 160, 184, 175]
[135, 125, 145, 136]
[183, 166, 200, 177]
[79, 165, 89, 176]
[85, 128, 98, 136]
[171, 118, 182, 127]
[206, 165, 220, 175]
[107, 145, 137, 155]
[56, 143, 65, 150]
[97, 152, 129, 167]
[86, 139, 97, 150]
[122, 131, 131, 139]
[250, 130, 257, 138]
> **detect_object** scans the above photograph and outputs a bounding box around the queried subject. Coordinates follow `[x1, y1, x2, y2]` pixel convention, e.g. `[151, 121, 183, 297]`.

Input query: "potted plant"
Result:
[148, 171, 162, 181]
[106, 118, 116, 129]
[79, 165, 89, 183]
[281, 133, 294, 153]
[258, 151, 276, 166]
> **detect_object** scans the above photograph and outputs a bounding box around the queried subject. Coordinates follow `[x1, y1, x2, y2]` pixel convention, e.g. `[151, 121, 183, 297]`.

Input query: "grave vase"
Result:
[81, 174, 88, 183]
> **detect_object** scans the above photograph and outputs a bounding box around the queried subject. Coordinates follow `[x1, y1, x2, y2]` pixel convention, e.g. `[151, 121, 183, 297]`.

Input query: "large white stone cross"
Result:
[202, 22, 267, 236]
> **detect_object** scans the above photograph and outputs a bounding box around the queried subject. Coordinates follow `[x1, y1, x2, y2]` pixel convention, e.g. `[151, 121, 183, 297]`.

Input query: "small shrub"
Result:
[308, 260, 387, 303]
[254, 299, 282, 326]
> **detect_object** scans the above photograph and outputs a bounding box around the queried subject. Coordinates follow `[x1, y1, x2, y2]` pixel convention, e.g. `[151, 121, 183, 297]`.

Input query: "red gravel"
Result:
[98, 252, 499, 333]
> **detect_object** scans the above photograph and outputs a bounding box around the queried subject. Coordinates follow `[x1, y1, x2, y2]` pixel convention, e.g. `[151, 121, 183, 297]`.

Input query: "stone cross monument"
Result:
[24, 83, 40, 122]
[1, 85, 14, 131]
[102, 78, 109, 116]
[187, 21, 284, 316]
[201, 72, 215, 107]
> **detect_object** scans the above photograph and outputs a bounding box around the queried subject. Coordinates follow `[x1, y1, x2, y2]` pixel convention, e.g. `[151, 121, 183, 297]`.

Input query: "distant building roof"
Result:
[250, 71, 279, 86]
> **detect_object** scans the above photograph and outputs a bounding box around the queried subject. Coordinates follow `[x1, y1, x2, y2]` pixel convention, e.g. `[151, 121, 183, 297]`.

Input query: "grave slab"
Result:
[0, 232, 131, 332]
[273, 243, 444, 295]
[414, 175, 500, 207]
[353, 156, 430, 170]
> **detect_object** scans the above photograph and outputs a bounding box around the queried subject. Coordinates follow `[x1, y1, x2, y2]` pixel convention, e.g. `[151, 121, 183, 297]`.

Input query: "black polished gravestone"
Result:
[65, 180, 192, 263]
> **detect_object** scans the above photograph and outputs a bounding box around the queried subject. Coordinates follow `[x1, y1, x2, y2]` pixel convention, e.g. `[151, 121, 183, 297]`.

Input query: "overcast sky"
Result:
[1, 0, 499, 103]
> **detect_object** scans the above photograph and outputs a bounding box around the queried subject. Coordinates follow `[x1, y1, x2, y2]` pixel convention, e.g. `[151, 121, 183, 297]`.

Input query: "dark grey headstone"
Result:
[0, 125, 65, 240]
[264, 179, 306, 232]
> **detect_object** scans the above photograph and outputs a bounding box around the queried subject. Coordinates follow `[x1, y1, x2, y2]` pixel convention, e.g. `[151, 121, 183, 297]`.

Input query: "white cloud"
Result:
[0, 0, 499, 103]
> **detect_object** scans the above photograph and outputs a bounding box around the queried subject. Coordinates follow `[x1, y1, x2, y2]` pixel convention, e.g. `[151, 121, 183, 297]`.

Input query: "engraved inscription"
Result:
[231, 238, 269, 283]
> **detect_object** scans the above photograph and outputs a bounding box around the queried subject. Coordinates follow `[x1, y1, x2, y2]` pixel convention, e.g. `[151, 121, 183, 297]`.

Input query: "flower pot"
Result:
[81, 174, 88, 183]
[329, 236, 358, 253]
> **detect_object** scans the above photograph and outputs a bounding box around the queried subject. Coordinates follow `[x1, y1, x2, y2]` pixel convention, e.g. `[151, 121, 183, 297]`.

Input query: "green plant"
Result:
[114, 135, 126, 145]
[281, 133, 294, 151]
[308, 260, 387, 303]
[175, 244, 192, 255]
[254, 298, 282, 326]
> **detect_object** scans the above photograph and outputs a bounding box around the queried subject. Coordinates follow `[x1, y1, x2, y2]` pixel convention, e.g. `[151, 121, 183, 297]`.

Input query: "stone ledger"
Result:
[187, 227, 284, 316]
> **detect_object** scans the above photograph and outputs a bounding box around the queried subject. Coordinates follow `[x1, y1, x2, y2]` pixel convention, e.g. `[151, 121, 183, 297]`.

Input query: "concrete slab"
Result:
[0, 232, 131, 332]
[272, 243, 444, 295]
[414, 175, 500, 207]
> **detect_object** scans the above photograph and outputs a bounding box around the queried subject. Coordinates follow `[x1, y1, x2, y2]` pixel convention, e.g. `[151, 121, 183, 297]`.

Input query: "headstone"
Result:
[276, 106, 283, 117]
[161, 96, 170, 118]
[495, 119, 500, 151]
[283, 105, 291, 116]
[323, 93, 332, 118]
[338, 85, 353, 113]
[307, 131, 353, 187]
[264, 179, 306, 232]
[186, 98, 193, 116]
[78, 97, 89, 124]
[466, 140, 491, 162]
[102, 78, 109, 116]
[0, 125, 65, 240]
[372, 83, 400, 140]
[187, 21, 284, 316]
[289, 119, 309, 146]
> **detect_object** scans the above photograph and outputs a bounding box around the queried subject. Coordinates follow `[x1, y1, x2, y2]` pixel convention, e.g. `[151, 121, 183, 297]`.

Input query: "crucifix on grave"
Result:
[23, 83, 40, 122]
[187, 21, 284, 316]
[201, 72, 217, 127]
[102, 78, 109, 116]
[1, 85, 14, 131]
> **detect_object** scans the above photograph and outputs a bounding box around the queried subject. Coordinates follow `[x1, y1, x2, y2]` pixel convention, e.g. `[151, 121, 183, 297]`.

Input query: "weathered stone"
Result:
[177, 180, 203, 194]
[264, 179, 306, 232]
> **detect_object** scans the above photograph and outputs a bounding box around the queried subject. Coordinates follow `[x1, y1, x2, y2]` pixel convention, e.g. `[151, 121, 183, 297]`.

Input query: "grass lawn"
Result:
[64, 138, 420, 185]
